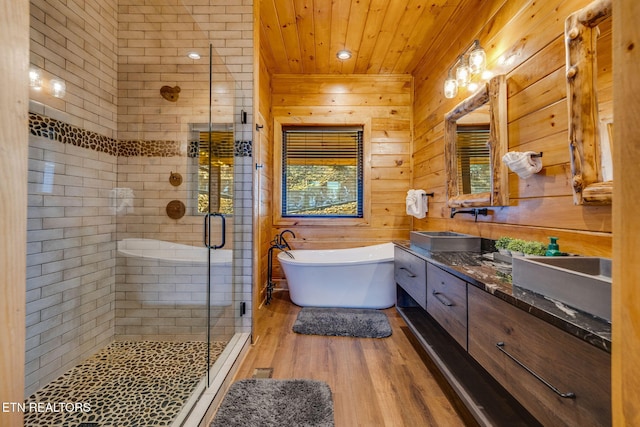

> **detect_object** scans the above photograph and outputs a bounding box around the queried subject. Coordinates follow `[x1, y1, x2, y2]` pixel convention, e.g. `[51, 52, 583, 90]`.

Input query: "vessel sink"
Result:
[410, 231, 481, 252]
[512, 256, 612, 321]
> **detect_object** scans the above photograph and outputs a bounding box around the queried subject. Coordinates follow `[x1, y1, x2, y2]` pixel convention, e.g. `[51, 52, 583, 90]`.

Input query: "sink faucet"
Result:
[450, 208, 488, 222]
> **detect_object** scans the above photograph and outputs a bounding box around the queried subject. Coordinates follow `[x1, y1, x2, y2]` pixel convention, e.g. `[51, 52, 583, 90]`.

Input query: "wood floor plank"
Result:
[231, 291, 466, 426]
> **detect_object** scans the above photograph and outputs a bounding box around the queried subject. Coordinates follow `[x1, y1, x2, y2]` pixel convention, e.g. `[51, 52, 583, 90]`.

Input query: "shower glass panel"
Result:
[114, 5, 241, 421]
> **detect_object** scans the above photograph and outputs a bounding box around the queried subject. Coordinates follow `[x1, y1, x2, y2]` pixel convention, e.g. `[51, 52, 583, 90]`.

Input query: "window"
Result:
[456, 124, 491, 195]
[281, 126, 363, 218]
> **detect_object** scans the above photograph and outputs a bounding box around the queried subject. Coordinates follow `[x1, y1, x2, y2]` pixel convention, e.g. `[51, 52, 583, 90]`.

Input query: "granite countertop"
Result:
[394, 240, 612, 353]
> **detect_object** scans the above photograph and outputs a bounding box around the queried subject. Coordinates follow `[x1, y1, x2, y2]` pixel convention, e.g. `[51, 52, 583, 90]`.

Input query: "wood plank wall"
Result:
[264, 74, 413, 279]
[613, 0, 640, 423]
[1, 0, 29, 423]
[412, 0, 612, 257]
[254, 45, 274, 332]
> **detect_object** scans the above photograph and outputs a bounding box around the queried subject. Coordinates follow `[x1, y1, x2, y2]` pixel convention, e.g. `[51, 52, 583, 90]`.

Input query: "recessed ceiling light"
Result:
[336, 50, 352, 60]
[187, 52, 201, 60]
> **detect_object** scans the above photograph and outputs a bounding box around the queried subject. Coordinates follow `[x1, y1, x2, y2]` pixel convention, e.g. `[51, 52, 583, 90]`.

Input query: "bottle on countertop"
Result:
[545, 237, 562, 256]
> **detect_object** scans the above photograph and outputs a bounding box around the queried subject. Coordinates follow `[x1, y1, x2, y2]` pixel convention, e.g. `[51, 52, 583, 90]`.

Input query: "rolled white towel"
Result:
[502, 151, 542, 179]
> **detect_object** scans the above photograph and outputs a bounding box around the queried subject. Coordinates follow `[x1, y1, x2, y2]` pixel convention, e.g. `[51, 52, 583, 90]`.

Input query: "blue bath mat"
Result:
[293, 307, 392, 338]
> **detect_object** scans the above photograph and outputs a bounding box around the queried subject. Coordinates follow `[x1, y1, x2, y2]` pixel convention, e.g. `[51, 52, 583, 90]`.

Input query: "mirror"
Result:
[565, 0, 613, 205]
[445, 74, 509, 208]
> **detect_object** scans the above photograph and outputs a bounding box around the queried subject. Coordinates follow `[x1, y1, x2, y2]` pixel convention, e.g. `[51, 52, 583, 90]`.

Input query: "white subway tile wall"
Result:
[26, 129, 117, 396]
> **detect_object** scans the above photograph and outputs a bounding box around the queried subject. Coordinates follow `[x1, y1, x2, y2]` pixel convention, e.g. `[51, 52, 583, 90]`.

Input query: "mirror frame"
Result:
[565, 0, 613, 205]
[445, 74, 509, 208]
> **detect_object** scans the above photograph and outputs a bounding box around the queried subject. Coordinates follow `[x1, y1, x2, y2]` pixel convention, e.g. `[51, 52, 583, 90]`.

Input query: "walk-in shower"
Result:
[24, 1, 252, 425]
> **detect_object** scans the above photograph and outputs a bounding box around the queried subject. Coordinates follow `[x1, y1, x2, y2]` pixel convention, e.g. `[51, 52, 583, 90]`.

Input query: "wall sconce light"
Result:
[444, 40, 490, 99]
[481, 69, 494, 81]
[29, 66, 67, 98]
[443, 72, 458, 99]
[50, 79, 66, 98]
[455, 57, 470, 88]
[29, 68, 43, 90]
[468, 41, 487, 74]
[467, 81, 480, 92]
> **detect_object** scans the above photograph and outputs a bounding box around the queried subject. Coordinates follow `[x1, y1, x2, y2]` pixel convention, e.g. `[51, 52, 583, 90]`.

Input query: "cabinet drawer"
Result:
[467, 285, 611, 427]
[394, 247, 427, 309]
[426, 263, 467, 349]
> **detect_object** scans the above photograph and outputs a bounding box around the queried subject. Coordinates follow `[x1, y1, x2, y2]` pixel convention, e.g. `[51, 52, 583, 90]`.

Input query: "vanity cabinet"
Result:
[394, 244, 611, 426]
[426, 263, 467, 350]
[394, 247, 427, 309]
[467, 285, 611, 427]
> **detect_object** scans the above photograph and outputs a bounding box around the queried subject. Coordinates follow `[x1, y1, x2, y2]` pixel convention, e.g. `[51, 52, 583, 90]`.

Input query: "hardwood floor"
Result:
[231, 291, 467, 426]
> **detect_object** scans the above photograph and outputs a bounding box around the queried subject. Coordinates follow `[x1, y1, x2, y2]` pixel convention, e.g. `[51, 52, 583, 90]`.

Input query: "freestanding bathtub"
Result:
[277, 242, 396, 309]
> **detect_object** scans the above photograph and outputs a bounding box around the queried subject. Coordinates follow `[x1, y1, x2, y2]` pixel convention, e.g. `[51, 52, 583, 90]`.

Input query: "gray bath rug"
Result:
[293, 307, 392, 338]
[210, 379, 334, 427]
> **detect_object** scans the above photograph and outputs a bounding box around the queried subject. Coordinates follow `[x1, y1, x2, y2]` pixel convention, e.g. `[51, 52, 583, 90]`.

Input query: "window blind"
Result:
[282, 126, 363, 217]
[456, 125, 491, 194]
[282, 126, 362, 161]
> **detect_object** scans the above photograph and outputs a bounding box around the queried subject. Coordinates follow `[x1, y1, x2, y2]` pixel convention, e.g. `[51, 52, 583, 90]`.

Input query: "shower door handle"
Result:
[203, 213, 226, 249]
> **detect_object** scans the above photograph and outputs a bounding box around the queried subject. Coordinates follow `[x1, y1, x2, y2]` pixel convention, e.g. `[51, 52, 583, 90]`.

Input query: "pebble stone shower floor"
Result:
[23, 340, 228, 427]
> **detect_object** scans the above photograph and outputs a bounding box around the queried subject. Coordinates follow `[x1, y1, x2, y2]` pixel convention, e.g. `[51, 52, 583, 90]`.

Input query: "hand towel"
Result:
[406, 189, 419, 216]
[406, 189, 427, 219]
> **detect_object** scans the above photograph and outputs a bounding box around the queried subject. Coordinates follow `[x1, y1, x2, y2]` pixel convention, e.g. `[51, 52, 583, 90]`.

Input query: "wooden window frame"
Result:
[273, 117, 372, 226]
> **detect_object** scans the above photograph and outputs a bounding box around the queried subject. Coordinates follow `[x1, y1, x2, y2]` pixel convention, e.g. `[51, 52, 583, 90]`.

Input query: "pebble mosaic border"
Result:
[29, 112, 252, 158]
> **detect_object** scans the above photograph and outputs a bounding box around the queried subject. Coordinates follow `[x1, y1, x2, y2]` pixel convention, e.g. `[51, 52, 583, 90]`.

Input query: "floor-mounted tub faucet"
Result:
[266, 230, 297, 305]
[278, 229, 296, 251]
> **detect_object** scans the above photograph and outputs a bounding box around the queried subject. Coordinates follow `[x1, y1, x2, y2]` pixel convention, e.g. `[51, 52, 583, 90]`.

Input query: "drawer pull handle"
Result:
[496, 342, 576, 399]
[432, 290, 453, 306]
[399, 267, 416, 278]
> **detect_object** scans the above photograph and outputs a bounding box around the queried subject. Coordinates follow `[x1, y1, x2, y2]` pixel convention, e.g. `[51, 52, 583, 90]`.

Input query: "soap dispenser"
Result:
[545, 237, 561, 256]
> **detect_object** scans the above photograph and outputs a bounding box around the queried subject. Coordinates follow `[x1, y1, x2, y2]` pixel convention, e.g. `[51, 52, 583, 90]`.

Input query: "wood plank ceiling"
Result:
[260, 0, 466, 75]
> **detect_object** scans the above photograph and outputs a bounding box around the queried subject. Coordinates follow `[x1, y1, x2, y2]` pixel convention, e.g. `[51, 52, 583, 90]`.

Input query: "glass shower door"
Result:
[198, 119, 236, 386]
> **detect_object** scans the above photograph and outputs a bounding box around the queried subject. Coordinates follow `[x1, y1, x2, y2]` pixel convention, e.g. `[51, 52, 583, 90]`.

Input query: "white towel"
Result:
[502, 151, 543, 179]
[406, 189, 427, 219]
[110, 187, 135, 214]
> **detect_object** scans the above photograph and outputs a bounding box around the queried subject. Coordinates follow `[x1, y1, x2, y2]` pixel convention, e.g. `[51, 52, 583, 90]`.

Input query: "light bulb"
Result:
[456, 64, 470, 88]
[469, 47, 486, 74]
[444, 78, 458, 99]
[467, 82, 479, 92]
[481, 69, 494, 81]
[336, 50, 352, 60]
[29, 68, 42, 90]
[50, 79, 66, 98]
[187, 52, 201, 60]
